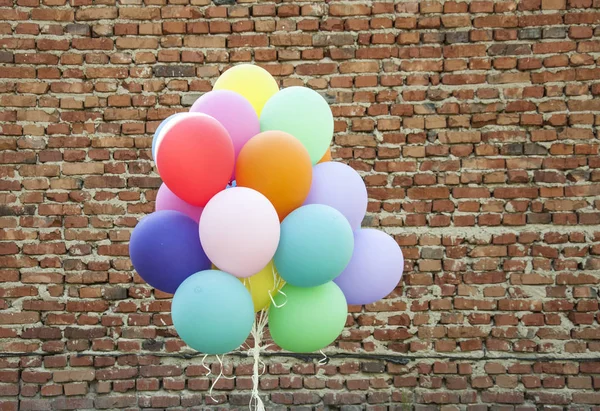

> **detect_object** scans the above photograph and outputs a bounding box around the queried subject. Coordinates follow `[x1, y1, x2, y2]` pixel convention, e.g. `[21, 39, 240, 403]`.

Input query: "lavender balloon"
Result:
[129, 210, 211, 294]
[334, 229, 404, 305]
[303, 162, 368, 230]
[156, 183, 203, 223]
[190, 90, 259, 180]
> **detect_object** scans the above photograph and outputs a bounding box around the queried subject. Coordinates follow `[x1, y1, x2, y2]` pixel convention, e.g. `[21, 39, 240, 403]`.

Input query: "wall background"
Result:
[1, 0, 600, 409]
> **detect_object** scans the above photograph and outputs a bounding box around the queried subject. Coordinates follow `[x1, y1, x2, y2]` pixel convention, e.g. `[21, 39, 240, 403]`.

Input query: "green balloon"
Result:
[260, 86, 334, 164]
[268, 282, 348, 353]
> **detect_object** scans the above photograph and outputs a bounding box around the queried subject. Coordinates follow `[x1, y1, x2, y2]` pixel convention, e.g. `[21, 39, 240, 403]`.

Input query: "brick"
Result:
[0, 312, 39, 324]
[153, 65, 195, 77]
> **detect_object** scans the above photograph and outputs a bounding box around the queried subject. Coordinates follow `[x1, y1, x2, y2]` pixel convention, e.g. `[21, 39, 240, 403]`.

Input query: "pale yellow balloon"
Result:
[213, 64, 279, 116]
[212, 261, 283, 312]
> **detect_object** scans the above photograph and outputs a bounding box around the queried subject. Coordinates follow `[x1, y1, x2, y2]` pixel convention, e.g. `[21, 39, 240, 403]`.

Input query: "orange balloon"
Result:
[236, 131, 312, 220]
[318, 148, 332, 163]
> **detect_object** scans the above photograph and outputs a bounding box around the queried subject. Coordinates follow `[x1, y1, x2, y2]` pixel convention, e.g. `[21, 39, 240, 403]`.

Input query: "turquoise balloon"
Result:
[171, 270, 254, 355]
[260, 86, 333, 164]
[274, 204, 354, 288]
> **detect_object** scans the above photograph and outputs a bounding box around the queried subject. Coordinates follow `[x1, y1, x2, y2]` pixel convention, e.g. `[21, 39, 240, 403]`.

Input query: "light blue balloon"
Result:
[172, 270, 254, 355]
[274, 204, 354, 288]
[152, 113, 184, 160]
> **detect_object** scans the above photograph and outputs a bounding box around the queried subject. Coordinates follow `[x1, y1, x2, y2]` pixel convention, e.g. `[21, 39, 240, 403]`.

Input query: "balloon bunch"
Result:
[129, 64, 405, 359]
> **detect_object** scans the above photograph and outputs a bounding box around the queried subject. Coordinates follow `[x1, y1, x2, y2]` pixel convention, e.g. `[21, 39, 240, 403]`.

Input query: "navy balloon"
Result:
[129, 210, 211, 294]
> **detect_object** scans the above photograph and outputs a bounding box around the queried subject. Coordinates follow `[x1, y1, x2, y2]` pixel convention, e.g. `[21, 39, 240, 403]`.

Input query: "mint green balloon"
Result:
[268, 282, 348, 353]
[260, 86, 334, 164]
[172, 270, 254, 355]
[274, 204, 354, 288]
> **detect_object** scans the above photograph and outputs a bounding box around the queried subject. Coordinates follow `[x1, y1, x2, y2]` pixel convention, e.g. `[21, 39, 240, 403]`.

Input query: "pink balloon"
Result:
[155, 183, 203, 223]
[199, 187, 280, 278]
[190, 90, 259, 180]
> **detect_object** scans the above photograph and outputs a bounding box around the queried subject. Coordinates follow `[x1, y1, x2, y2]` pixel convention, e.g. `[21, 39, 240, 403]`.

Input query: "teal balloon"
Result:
[274, 204, 354, 288]
[260, 86, 333, 164]
[172, 270, 254, 355]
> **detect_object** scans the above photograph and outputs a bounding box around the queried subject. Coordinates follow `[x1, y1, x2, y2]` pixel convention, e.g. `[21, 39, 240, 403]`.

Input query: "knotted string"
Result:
[247, 310, 270, 411]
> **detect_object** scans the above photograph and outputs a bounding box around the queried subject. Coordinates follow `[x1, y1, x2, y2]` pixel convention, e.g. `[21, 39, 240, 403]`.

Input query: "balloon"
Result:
[269, 282, 348, 353]
[260, 86, 334, 164]
[334, 229, 404, 305]
[172, 270, 254, 355]
[318, 148, 332, 163]
[212, 261, 282, 312]
[199, 187, 280, 278]
[190, 90, 260, 181]
[129, 211, 211, 294]
[152, 113, 185, 160]
[156, 113, 234, 206]
[236, 131, 312, 221]
[303, 162, 368, 230]
[213, 64, 279, 116]
[241, 261, 282, 312]
[155, 183, 203, 223]
[274, 204, 354, 288]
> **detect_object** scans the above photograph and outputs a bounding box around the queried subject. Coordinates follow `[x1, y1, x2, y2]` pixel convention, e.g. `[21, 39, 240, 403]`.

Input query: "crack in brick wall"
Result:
[1, 0, 600, 409]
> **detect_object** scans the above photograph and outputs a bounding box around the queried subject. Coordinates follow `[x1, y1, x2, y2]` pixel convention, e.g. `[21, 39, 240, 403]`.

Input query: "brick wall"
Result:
[1, 0, 600, 409]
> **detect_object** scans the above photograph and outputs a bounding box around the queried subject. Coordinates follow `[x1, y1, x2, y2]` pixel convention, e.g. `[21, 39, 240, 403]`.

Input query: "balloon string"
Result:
[271, 263, 278, 285]
[219, 354, 236, 380]
[207, 356, 221, 402]
[271, 263, 284, 290]
[318, 350, 329, 366]
[268, 288, 287, 308]
[207, 354, 235, 403]
[201, 354, 211, 376]
[248, 310, 269, 411]
[267, 263, 287, 308]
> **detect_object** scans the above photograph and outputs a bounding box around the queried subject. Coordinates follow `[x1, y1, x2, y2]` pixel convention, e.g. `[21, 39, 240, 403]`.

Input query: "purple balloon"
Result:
[190, 90, 259, 180]
[303, 162, 368, 230]
[334, 229, 404, 305]
[156, 183, 203, 223]
[129, 210, 211, 294]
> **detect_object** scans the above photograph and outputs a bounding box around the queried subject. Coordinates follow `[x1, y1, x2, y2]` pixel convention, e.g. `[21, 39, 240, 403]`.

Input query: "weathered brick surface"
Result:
[1, 0, 600, 408]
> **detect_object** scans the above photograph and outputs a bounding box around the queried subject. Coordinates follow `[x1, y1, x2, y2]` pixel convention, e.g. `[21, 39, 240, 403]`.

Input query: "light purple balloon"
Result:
[190, 90, 259, 180]
[334, 229, 404, 305]
[303, 162, 368, 230]
[156, 183, 203, 223]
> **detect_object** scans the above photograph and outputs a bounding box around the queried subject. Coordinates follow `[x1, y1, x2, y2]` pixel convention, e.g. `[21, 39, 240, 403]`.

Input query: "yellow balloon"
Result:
[242, 261, 284, 312]
[212, 261, 283, 312]
[213, 64, 279, 116]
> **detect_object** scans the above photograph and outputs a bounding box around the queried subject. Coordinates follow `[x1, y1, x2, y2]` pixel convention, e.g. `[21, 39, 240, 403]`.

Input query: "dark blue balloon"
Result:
[129, 210, 211, 294]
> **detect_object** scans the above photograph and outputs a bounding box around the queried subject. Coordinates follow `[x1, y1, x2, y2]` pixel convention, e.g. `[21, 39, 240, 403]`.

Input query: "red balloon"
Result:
[156, 114, 234, 207]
